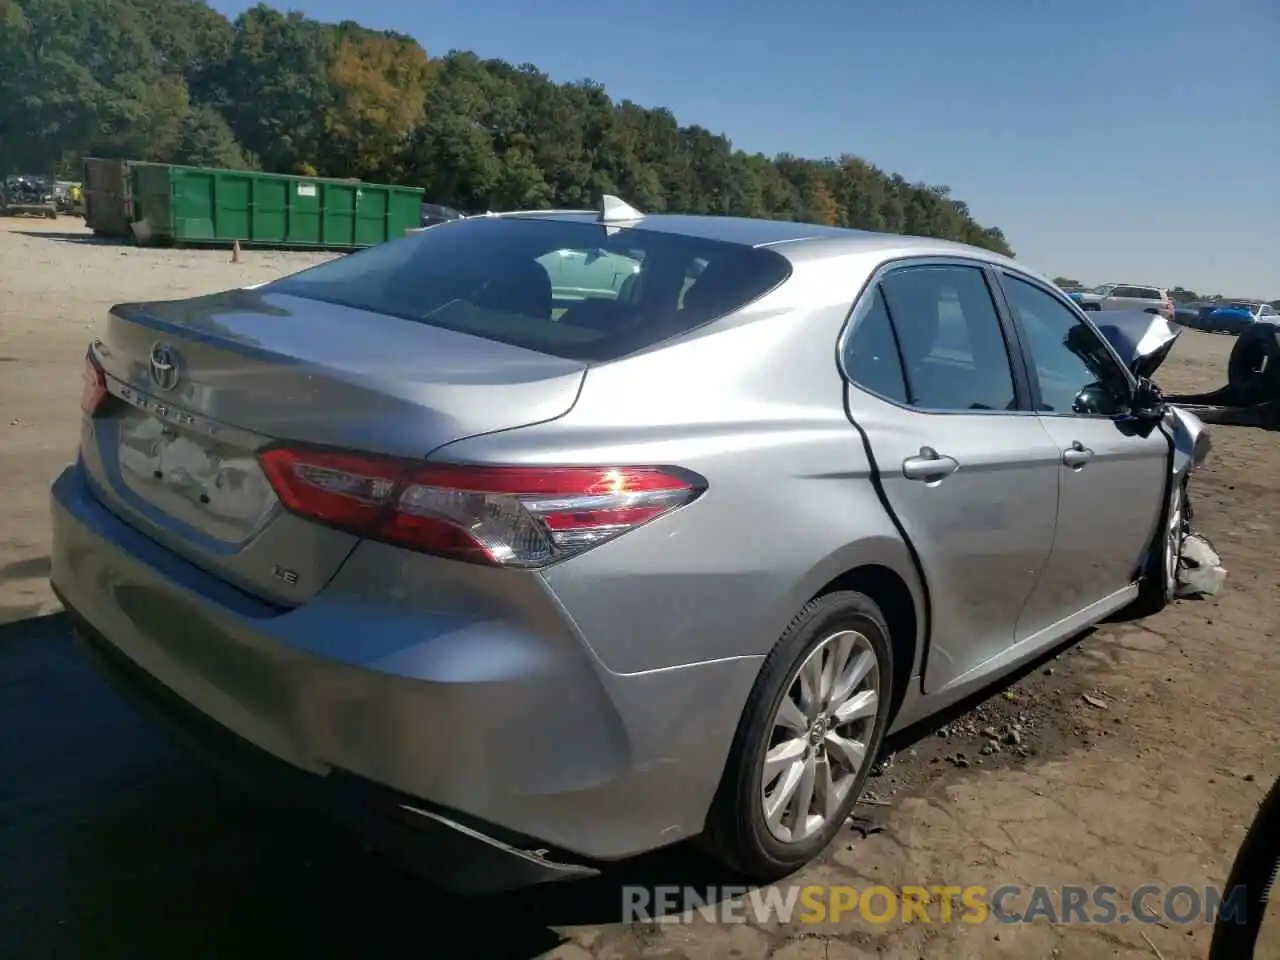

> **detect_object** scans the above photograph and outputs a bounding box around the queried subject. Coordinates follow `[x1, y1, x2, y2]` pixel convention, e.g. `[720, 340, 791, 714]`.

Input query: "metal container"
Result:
[127, 163, 424, 249]
[81, 158, 134, 236]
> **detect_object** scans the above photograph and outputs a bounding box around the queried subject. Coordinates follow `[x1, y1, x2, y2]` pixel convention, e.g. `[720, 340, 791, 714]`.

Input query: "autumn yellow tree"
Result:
[807, 178, 839, 226]
[324, 29, 434, 180]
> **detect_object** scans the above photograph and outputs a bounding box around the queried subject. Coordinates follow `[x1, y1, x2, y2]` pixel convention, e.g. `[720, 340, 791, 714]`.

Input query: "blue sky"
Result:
[209, 0, 1279, 297]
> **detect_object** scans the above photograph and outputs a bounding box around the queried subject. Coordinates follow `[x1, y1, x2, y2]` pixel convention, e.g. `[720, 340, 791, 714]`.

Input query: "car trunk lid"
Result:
[82, 288, 586, 604]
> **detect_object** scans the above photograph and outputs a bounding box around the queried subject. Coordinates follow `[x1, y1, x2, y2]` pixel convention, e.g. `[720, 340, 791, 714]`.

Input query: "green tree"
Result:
[211, 5, 334, 174]
[171, 103, 253, 169]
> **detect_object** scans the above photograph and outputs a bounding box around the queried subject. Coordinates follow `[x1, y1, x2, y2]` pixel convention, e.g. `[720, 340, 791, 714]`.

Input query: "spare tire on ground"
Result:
[1227, 324, 1280, 402]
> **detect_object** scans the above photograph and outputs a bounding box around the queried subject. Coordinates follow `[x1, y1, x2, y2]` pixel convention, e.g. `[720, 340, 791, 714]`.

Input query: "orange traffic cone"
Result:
[231, 240, 241, 264]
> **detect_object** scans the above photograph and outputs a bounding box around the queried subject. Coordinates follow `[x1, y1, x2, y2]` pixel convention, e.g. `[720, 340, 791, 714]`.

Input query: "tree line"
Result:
[0, 0, 1016, 252]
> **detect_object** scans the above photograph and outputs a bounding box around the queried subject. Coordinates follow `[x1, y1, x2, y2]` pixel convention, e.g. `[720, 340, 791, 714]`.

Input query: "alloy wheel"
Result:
[760, 630, 880, 844]
[1164, 484, 1185, 597]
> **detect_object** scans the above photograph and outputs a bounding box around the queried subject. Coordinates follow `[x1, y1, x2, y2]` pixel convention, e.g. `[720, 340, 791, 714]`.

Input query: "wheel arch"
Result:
[811, 564, 920, 725]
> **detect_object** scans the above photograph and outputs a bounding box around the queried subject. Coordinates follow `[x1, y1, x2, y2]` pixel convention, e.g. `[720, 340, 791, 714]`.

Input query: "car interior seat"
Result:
[473, 259, 554, 320]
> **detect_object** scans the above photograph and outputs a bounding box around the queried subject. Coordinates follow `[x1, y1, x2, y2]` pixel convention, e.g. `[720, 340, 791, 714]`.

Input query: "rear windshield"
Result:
[268, 216, 792, 362]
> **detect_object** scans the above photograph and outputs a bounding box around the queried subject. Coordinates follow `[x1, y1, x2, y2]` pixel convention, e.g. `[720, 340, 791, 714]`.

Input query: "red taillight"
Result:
[81, 351, 107, 415]
[258, 447, 705, 568]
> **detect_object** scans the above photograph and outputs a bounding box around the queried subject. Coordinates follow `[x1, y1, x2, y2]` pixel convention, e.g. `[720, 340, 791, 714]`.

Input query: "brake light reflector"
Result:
[258, 447, 705, 567]
[81, 351, 107, 415]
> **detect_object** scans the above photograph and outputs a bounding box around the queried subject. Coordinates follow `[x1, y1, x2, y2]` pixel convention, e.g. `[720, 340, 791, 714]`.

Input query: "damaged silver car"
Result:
[52, 204, 1214, 891]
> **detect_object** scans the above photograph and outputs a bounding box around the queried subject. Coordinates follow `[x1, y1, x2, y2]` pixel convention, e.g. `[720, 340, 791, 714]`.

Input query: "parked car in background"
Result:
[537, 245, 643, 309]
[1199, 301, 1275, 335]
[1192, 303, 1223, 329]
[52, 198, 1210, 893]
[1073, 283, 1174, 320]
[0, 173, 57, 218]
[420, 202, 465, 228]
[1068, 283, 1113, 304]
[1173, 302, 1208, 327]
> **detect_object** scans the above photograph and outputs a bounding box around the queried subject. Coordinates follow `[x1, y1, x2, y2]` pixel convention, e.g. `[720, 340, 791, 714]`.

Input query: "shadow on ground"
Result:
[14, 229, 359, 255]
[13, 230, 124, 246]
[0, 613, 735, 959]
[0, 611, 1104, 959]
[1, 556, 52, 583]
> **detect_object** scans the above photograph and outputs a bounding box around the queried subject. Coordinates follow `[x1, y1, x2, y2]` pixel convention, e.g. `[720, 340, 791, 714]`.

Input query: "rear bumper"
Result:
[50, 461, 760, 877]
[66, 605, 597, 893]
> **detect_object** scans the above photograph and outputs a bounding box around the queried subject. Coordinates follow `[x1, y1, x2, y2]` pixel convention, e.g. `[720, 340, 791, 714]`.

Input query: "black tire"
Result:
[1209, 774, 1280, 959]
[1127, 475, 1188, 618]
[1227, 324, 1280, 402]
[702, 590, 895, 881]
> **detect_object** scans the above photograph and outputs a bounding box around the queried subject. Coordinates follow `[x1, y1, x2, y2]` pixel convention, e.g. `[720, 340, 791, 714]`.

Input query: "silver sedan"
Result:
[51, 196, 1208, 891]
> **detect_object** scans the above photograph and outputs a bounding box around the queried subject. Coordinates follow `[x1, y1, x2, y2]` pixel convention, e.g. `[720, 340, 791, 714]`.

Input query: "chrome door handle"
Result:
[902, 447, 959, 482]
[1062, 442, 1094, 468]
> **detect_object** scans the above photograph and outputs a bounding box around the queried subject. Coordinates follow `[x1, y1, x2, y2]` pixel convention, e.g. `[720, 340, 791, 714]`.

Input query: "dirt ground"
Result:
[1, 217, 1276, 959]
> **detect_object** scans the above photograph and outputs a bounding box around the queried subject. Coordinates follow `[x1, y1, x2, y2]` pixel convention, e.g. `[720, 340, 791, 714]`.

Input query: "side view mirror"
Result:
[1072, 383, 1116, 415]
[1130, 377, 1167, 421]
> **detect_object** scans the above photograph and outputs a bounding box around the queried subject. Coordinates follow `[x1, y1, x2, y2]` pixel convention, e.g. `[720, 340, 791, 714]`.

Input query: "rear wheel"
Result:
[703, 591, 894, 881]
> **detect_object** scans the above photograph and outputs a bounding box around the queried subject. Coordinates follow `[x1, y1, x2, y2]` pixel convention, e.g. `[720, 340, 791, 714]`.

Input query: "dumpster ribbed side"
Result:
[129, 163, 177, 246]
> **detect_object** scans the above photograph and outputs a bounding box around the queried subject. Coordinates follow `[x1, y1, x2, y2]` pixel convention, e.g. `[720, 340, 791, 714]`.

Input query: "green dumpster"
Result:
[126, 163, 424, 250]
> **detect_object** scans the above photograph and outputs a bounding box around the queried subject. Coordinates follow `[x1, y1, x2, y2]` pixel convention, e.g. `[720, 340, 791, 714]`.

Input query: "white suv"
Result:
[1074, 283, 1175, 320]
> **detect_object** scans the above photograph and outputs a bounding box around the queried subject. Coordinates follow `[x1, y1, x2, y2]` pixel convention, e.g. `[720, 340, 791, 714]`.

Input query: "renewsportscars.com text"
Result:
[622, 883, 1249, 927]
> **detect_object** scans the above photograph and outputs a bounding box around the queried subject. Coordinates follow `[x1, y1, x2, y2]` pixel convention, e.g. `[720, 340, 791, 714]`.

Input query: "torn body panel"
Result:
[1092, 309, 1211, 483]
[1093, 309, 1182, 381]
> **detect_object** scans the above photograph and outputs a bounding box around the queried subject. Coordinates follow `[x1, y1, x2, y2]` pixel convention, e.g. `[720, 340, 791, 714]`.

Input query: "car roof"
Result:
[501, 210, 1019, 264]
[1105, 282, 1166, 291]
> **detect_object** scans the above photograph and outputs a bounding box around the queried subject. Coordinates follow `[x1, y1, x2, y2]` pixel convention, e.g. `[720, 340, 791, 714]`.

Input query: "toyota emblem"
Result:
[148, 342, 181, 391]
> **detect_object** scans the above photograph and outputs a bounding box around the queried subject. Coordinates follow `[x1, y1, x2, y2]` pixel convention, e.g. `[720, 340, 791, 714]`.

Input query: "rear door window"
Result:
[269, 217, 791, 362]
[843, 288, 909, 403]
[876, 264, 1018, 412]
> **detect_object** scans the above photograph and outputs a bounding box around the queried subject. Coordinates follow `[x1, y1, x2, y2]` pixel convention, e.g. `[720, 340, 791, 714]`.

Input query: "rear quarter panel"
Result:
[431, 254, 926, 677]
